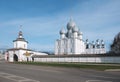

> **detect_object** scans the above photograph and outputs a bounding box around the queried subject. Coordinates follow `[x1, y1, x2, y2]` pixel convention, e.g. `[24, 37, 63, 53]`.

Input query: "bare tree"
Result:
[110, 32, 120, 54]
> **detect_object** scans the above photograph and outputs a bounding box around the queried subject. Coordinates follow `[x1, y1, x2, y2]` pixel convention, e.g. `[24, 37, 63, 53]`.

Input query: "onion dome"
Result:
[92, 41, 95, 48]
[92, 41, 95, 44]
[86, 39, 89, 44]
[72, 26, 78, 33]
[13, 31, 28, 43]
[96, 39, 99, 42]
[96, 39, 100, 45]
[86, 39, 88, 42]
[19, 31, 23, 38]
[78, 31, 83, 35]
[67, 19, 76, 30]
[101, 40, 104, 43]
[60, 28, 65, 35]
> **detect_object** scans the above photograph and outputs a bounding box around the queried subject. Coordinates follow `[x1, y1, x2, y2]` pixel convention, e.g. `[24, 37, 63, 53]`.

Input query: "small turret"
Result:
[78, 31, 83, 40]
[18, 31, 23, 38]
[72, 26, 78, 38]
[67, 19, 76, 30]
[86, 39, 89, 49]
[96, 39, 100, 48]
[92, 41, 95, 48]
[101, 40, 105, 48]
[60, 28, 66, 39]
[60, 28, 65, 35]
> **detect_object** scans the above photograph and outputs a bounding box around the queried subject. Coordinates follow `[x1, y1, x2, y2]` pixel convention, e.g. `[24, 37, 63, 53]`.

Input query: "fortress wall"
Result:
[33, 54, 120, 63]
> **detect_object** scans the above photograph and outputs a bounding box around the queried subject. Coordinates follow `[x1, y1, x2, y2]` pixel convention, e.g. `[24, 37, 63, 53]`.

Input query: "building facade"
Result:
[5, 30, 48, 62]
[55, 19, 106, 55]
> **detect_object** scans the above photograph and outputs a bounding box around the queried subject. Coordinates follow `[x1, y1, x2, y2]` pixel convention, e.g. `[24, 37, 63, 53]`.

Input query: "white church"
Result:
[5, 30, 48, 62]
[55, 19, 106, 55]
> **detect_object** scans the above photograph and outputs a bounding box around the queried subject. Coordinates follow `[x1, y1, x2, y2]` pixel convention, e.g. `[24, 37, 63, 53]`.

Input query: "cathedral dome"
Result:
[67, 19, 76, 30]
[19, 31, 23, 37]
[78, 31, 83, 35]
[60, 28, 65, 35]
[72, 26, 78, 33]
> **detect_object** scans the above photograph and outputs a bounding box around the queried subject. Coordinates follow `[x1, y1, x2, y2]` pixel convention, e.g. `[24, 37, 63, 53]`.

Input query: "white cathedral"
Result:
[55, 19, 106, 55]
[5, 30, 48, 62]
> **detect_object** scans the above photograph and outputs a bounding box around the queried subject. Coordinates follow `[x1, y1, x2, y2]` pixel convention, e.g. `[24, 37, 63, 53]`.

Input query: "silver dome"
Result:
[60, 28, 65, 35]
[67, 19, 76, 30]
[72, 26, 78, 32]
[78, 31, 83, 35]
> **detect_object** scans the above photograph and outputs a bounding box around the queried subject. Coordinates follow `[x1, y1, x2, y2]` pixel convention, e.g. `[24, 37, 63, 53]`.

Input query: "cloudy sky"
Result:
[0, 0, 120, 52]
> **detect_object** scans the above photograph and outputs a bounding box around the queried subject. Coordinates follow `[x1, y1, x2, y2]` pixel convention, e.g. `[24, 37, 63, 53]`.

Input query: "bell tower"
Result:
[13, 25, 28, 49]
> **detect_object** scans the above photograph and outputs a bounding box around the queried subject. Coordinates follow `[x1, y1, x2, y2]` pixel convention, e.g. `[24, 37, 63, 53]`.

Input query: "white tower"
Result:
[13, 30, 28, 49]
[72, 26, 78, 54]
[72, 26, 78, 38]
[60, 28, 66, 39]
[78, 31, 83, 40]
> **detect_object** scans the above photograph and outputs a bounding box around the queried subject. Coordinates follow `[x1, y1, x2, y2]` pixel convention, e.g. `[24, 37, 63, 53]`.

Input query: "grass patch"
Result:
[15, 62, 120, 71]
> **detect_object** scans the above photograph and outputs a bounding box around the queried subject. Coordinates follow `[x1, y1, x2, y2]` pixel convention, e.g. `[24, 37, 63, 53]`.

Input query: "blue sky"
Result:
[0, 0, 120, 52]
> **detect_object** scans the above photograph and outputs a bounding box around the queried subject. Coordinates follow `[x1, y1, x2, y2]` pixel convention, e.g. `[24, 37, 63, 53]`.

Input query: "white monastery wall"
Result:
[34, 56, 120, 63]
